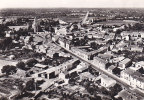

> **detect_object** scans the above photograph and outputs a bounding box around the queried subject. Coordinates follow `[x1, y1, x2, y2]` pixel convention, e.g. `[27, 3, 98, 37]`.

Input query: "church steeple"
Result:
[32, 17, 38, 33]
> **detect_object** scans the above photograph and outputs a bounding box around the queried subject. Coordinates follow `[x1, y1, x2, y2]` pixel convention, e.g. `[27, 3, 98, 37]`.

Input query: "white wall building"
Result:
[101, 74, 116, 88]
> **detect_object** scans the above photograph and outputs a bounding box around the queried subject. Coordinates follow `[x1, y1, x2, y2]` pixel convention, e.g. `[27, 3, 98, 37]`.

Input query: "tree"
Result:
[25, 79, 35, 91]
[68, 78, 76, 85]
[0, 96, 8, 100]
[87, 85, 95, 95]
[16, 61, 26, 70]
[109, 84, 122, 97]
[0, 37, 13, 50]
[94, 95, 101, 100]
[115, 97, 123, 100]
[1, 65, 17, 75]
[26, 58, 38, 67]
[90, 42, 101, 50]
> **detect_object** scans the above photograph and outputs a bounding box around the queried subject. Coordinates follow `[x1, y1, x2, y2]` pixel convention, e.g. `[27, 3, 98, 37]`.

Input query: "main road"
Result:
[55, 43, 144, 98]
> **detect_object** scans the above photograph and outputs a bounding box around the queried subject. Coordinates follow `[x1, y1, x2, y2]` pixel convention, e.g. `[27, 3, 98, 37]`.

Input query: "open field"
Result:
[96, 20, 139, 26]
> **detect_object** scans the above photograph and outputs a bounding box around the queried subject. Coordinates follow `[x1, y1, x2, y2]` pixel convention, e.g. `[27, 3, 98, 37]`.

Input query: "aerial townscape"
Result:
[1, 8, 144, 100]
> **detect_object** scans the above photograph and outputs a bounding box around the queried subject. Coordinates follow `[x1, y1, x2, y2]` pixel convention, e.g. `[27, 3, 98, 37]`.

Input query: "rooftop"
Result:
[108, 65, 116, 70]
[35, 63, 48, 68]
[117, 90, 138, 100]
[132, 71, 144, 82]
[101, 74, 116, 82]
[119, 58, 131, 64]
[122, 68, 135, 75]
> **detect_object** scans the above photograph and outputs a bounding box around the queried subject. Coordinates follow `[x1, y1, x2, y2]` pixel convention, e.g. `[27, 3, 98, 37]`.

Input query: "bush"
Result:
[16, 61, 26, 70]
[1, 65, 17, 75]
[26, 58, 38, 67]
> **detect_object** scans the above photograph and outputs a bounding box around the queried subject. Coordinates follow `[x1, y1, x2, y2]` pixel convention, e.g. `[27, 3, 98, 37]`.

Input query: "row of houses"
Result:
[71, 46, 108, 60]
[121, 68, 144, 90]
[121, 31, 144, 39]
[32, 58, 78, 79]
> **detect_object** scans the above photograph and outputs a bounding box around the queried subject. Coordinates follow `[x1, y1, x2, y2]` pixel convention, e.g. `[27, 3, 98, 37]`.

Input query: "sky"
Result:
[0, 0, 144, 9]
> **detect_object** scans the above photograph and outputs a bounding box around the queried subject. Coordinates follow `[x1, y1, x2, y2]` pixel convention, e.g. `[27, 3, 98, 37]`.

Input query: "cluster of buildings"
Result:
[32, 58, 79, 79]
[1, 11, 144, 99]
[50, 15, 144, 93]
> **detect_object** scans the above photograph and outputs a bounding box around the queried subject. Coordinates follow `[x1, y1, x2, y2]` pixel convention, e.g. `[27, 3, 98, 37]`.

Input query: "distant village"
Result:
[0, 10, 144, 100]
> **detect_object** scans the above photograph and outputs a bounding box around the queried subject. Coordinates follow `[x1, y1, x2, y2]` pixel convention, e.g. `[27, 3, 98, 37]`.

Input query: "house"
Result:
[120, 68, 144, 89]
[8, 55, 15, 60]
[97, 53, 114, 62]
[71, 47, 90, 60]
[116, 90, 138, 100]
[52, 35, 59, 42]
[135, 61, 144, 69]
[92, 56, 108, 69]
[59, 20, 68, 25]
[8, 25, 28, 31]
[16, 69, 26, 77]
[92, 33, 104, 39]
[121, 31, 140, 38]
[71, 45, 108, 60]
[111, 56, 125, 64]
[108, 65, 116, 73]
[46, 43, 61, 58]
[24, 36, 31, 44]
[129, 45, 143, 52]
[65, 39, 71, 50]
[101, 74, 116, 88]
[68, 62, 88, 74]
[34, 63, 48, 69]
[35, 45, 47, 53]
[58, 37, 65, 48]
[55, 27, 67, 35]
[131, 71, 144, 89]
[115, 41, 128, 51]
[79, 72, 96, 81]
[120, 68, 135, 84]
[118, 58, 131, 69]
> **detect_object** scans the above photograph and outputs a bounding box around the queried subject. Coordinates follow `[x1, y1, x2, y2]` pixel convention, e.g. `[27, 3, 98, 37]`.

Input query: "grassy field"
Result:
[96, 20, 139, 26]
[60, 16, 83, 23]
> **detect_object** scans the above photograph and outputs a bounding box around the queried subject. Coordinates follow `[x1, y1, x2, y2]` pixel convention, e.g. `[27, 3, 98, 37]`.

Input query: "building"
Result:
[79, 72, 96, 81]
[108, 65, 116, 73]
[35, 45, 47, 53]
[118, 58, 131, 69]
[34, 63, 48, 69]
[52, 35, 59, 42]
[8, 25, 28, 31]
[111, 56, 125, 64]
[120, 68, 144, 89]
[33, 59, 78, 79]
[97, 53, 114, 62]
[68, 62, 89, 74]
[135, 61, 144, 69]
[55, 27, 67, 35]
[129, 45, 143, 52]
[71, 46, 108, 60]
[58, 37, 66, 48]
[92, 56, 108, 69]
[101, 74, 116, 88]
[116, 90, 138, 100]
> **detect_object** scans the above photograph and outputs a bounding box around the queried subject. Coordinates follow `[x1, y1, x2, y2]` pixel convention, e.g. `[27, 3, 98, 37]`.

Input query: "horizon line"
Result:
[1, 7, 144, 9]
